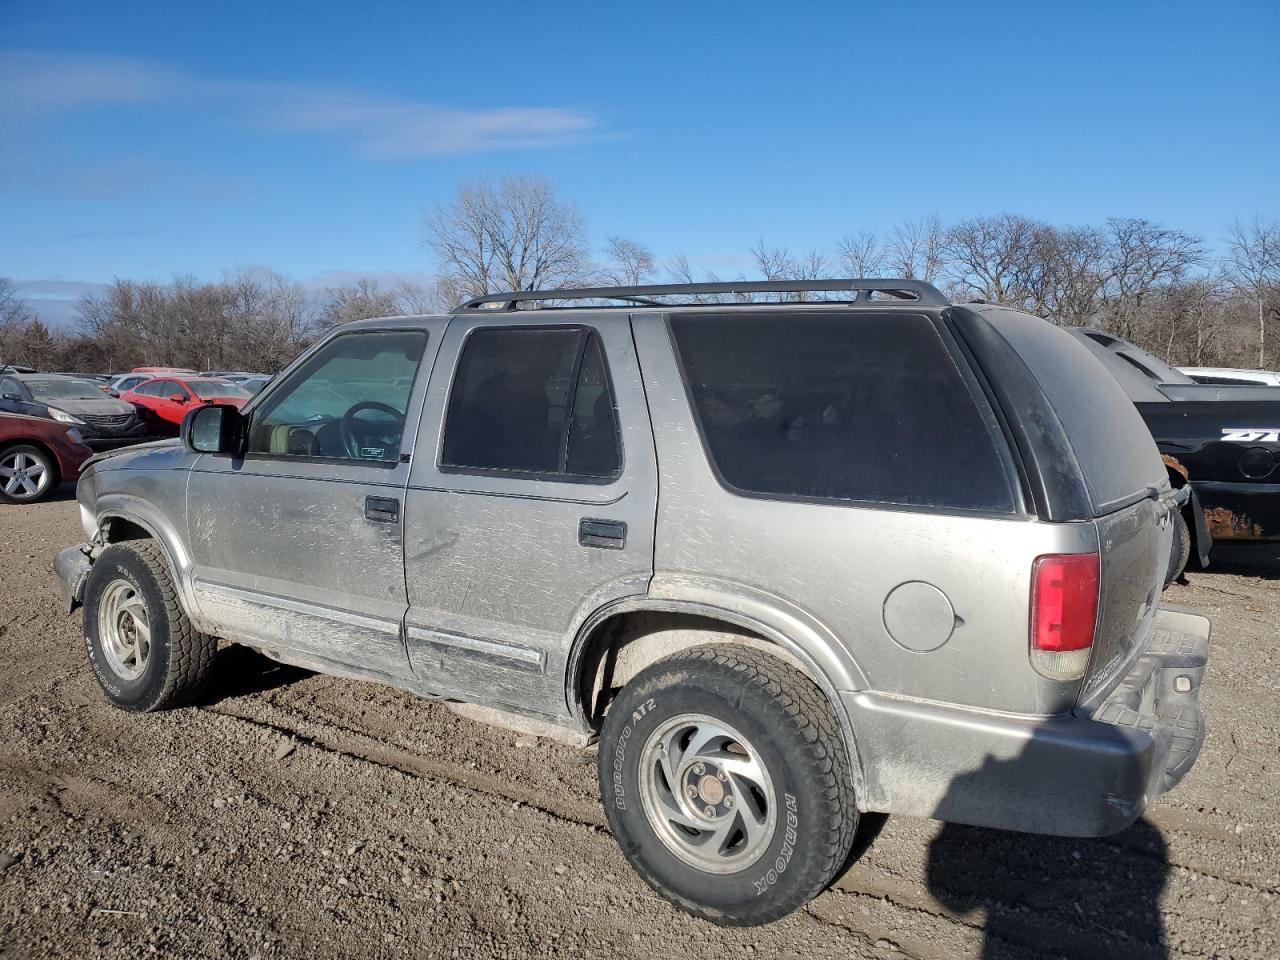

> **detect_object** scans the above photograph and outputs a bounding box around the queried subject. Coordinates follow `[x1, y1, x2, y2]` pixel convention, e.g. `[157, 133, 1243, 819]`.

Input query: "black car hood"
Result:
[43, 396, 135, 417]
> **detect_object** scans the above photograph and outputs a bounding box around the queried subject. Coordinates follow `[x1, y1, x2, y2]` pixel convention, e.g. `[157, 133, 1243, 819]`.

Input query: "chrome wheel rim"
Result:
[638, 713, 777, 874]
[0, 450, 51, 501]
[98, 579, 152, 681]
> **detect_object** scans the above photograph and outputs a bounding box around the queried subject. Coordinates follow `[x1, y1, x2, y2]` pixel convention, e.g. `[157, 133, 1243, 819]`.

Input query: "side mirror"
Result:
[170, 393, 188, 403]
[182, 403, 245, 455]
[1, 392, 21, 401]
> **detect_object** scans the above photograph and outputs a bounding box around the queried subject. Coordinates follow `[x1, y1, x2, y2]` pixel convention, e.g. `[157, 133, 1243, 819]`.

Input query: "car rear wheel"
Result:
[83, 541, 216, 711]
[0, 444, 56, 504]
[598, 645, 858, 926]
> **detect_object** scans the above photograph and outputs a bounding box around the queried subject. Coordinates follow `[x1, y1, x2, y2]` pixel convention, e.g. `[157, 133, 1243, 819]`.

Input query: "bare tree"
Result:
[942, 213, 1058, 312]
[835, 231, 885, 278]
[318, 279, 406, 329]
[422, 175, 590, 303]
[887, 215, 946, 282]
[1224, 217, 1280, 368]
[1041, 225, 1109, 326]
[0, 278, 33, 327]
[602, 236, 656, 286]
[1098, 218, 1204, 342]
[662, 254, 731, 302]
[750, 241, 827, 299]
[0, 278, 37, 365]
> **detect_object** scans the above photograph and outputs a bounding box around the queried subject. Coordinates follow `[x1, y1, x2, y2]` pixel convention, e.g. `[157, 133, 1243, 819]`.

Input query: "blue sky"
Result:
[2, 0, 1278, 326]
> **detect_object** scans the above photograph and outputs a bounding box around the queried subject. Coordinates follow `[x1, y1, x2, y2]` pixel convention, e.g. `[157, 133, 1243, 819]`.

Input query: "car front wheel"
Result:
[82, 541, 216, 711]
[598, 645, 858, 926]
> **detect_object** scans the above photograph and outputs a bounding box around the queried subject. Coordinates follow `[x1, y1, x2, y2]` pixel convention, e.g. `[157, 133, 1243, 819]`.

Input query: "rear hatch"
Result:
[953, 307, 1174, 702]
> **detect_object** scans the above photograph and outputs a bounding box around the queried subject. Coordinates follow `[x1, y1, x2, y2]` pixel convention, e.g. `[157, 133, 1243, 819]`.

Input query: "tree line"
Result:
[2, 175, 1277, 374]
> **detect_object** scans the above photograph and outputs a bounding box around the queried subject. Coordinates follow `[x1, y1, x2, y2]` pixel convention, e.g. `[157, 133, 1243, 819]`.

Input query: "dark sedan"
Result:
[0, 373, 150, 450]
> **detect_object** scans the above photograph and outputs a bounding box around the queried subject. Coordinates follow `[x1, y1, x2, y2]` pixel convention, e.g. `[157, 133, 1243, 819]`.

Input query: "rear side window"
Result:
[670, 312, 1017, 512]
[994, 313, 1166, 513]
[441, 326, 622, 481]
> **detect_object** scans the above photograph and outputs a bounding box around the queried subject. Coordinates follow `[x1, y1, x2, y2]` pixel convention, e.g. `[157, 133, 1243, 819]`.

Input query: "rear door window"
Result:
[669, 311, 1017, 512]
[441, 326, 622, 481]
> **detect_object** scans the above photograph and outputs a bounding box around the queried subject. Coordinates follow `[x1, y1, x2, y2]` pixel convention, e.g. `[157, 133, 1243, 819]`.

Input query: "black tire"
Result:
[1167, 509, 1191, 586]
[598, 645, 858, 926]
[0, 444, 57, 504]
[82, 541, 216, 711]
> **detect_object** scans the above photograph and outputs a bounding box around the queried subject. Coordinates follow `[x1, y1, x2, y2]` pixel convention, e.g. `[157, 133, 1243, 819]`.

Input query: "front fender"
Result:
[94, 491, 210, 632]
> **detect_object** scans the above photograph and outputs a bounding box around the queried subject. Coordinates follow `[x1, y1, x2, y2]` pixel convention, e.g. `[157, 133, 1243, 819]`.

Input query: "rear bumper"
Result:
[53, 544, 92, 613]
[1194, 479, 1280, 541]
[844, 605, 1210, 837]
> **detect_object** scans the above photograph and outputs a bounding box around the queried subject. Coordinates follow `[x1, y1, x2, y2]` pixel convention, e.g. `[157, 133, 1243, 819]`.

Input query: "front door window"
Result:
[249, 330, 428, 460]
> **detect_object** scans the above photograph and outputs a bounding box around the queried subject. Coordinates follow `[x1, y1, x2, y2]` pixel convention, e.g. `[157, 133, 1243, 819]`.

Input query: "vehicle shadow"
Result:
[199, 644, 312, 704]
[1198, 542, 1280, 580]
[924, 737, 1171, 960]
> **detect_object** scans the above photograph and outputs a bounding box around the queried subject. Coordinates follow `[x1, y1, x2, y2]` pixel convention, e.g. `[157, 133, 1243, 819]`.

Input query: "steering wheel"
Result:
[339, 401, 405, 459]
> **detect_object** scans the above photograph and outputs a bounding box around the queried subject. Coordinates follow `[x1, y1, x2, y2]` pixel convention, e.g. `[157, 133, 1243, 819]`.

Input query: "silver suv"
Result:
[55, 279, 1211, 925]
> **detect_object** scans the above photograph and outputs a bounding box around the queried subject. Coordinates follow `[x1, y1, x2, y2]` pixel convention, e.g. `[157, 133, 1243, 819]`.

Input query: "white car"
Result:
[1179, 367, 1280, 386]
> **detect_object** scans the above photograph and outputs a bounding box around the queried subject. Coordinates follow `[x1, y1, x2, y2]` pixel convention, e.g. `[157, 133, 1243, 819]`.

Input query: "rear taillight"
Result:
[1030, 553, 1099, 681]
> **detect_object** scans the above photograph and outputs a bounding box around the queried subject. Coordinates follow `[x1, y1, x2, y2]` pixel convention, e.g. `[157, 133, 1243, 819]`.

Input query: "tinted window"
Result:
[190, 380, 251, 399]
[997, 315, 1166, 513]
[670, 312, 1016, 512]
[250, 330, 427, 461]
[442, 327, 621, 480]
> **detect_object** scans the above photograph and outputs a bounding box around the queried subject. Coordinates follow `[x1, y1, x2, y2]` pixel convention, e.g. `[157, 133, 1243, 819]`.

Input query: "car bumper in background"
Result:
[844, 605, 1210, 837]
[1193, 480, 1280, 541]
[53, 544, 92, 612]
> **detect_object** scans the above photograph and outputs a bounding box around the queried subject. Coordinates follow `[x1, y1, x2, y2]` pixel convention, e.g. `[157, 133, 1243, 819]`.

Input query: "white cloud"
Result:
[0, 50, 599, 157]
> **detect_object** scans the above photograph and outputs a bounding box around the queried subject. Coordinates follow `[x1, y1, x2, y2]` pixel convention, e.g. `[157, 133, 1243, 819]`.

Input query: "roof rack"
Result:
[456, 278, 949, 311]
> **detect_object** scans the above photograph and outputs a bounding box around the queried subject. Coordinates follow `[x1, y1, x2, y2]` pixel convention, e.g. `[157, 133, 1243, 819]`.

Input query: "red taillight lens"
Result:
[1030, 553, 1099, 680]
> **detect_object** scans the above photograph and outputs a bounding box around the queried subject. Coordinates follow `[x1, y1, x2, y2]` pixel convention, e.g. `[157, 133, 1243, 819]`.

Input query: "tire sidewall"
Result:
[0, 444, 56, 504]
[83, 547, 173, 711]
[600, 661, 838, 922]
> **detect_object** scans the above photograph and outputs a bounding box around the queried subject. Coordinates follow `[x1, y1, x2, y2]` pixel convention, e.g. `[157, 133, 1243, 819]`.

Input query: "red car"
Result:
[120, 377, 253, 434]
[0, 411, 93, 503]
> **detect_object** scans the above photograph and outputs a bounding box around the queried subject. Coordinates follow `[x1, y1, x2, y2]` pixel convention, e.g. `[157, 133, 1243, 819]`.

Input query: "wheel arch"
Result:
[566, 598, 868, 803]
[93, 500, 206, 630]
[1161, 454, 1210, 566]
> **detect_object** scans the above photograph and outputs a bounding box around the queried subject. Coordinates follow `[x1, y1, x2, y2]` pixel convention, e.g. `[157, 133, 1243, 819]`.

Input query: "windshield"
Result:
[189, 380, 251, 399]
[27, 378, 106, 400]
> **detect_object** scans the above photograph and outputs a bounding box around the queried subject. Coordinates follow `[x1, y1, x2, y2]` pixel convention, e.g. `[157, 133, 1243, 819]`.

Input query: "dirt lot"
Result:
[2, 492, 1278, 960]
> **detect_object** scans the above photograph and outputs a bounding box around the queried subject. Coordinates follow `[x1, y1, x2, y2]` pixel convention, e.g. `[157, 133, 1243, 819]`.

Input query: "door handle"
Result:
[579, 518, 626, 549]
[365, 496, 400, 523]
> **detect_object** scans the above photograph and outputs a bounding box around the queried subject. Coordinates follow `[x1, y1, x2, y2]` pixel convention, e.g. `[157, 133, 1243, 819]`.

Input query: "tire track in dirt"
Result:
[206, 702, 609, 832]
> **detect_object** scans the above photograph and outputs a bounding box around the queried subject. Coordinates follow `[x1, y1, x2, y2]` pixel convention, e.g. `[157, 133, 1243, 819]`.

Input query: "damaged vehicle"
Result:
[1068, 329, 1280, 574]
[55, 279, 1211, 926]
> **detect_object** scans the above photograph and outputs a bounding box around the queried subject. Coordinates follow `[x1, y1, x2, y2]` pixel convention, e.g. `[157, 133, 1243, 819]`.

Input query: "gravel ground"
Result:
[2, 491, 1278, 959]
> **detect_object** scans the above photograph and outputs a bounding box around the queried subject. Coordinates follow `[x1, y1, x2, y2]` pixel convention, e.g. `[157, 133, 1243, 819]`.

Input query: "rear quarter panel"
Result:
[631, 315, 1095, 716]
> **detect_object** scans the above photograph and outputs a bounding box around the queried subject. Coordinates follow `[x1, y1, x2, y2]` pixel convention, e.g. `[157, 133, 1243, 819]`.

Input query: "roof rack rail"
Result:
[456, 278, 949, 311]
